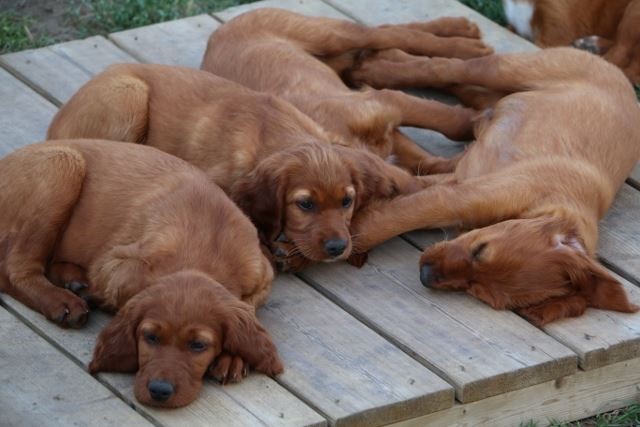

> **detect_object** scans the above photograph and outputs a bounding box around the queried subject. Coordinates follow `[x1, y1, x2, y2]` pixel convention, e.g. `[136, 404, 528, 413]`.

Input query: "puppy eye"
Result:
[471, 242, 488, 260]
[188, 340, 208, 353]
[297, 199, 314, 211]
[342, 196, 353, 208]
[144, 333, 159, 345]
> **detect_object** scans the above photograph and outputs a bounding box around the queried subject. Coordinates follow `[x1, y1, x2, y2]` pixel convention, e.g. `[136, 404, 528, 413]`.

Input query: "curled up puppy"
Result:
[0, 140, 282, 407]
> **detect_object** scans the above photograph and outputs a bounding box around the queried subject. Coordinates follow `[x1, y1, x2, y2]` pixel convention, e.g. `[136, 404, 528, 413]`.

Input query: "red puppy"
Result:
[0, 140, 281, 407]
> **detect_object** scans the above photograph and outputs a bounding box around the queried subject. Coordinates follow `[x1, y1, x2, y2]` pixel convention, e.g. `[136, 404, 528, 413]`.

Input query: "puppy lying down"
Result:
[0, 140, 282, 408]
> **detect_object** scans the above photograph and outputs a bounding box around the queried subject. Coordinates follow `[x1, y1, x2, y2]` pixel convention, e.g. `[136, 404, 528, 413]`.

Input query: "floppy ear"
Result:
[231, 155, 288, 242]
[560, 250, 639, 313]
[89, 295, 147, 374]
[341, 147, 419, 211]
[222, 300, 283, 376]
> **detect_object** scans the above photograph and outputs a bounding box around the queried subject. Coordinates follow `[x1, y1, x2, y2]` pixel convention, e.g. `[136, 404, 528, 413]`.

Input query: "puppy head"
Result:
[89, 271, 282, 408]
[419, 218, 638, 324]
[233, 143, 407, 264]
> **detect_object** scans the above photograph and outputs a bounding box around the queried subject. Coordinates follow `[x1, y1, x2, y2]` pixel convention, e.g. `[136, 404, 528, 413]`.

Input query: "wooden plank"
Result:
[0, 306, 152, 427]
[1, 295, 326, 427]
[300, 238, 577, 403]
[390, 356, 640, 427]
[0, 68, 56, 157]
[631, 163, 640, 186]
[325, 0, 537, 53]
[261, 275, 453, 426]
[109, 14, 219, 68]
[215, 0, 349, 21]
[600, 185, 640, 278]
[544, 273, 640, 370]
[0, 36, 135, 106]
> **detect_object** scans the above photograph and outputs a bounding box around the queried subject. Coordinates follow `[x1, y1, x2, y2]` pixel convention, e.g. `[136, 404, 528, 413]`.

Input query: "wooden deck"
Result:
[0, 0, 639, 426]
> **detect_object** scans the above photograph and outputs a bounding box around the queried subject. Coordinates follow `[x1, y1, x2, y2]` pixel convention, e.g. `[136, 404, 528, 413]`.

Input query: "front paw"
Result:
[270, 234, 313, 273]
[208, 352, 249, 385]
[45, 288, 90, 328]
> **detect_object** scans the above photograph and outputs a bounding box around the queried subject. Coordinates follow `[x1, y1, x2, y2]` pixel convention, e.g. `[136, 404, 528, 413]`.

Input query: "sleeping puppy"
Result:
[346, 48, 640, 324]
[202, 8, 490, 175]
[0, 140, 281, 407]
[48, 64, 434, 271]
[502, 0, 640, 83]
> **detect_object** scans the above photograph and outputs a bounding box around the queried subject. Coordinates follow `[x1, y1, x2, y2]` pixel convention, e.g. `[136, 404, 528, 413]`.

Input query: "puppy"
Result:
[202, 8, 492, 176]
[502, 0, 640, 83]
[346, 48, 640, 324]
[48, 64, 432, 271]
[0, 140, 281, 407]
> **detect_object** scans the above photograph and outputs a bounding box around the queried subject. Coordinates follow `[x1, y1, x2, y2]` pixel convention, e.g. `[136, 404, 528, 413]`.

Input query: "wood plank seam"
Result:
[297, 272, 463, 395]
[0, 60, 60, 108]
[0, 297, 163, 426]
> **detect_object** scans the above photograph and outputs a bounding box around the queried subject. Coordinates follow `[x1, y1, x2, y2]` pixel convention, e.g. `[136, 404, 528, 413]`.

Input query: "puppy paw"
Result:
[439, 17, 482, 39]
[451, 38, 494, 59]
[209, 352, 249, 385]
[45, 288, 90, 328]
[270, 234, 313, 273]
[347, 252, 369, 268]
[572, 35, 602, 55]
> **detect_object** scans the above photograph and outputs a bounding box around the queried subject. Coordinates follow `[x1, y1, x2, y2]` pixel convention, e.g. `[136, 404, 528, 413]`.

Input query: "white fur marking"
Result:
[503, 0, 535, 40]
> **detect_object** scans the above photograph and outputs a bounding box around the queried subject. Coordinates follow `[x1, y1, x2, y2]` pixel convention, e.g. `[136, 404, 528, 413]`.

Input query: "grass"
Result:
[459, 0, 506, 25]
[518, 404, 640, 427]
[0, 0, 256, 54]
[0, 11, 54, 53]
[71, 0, 256, 37]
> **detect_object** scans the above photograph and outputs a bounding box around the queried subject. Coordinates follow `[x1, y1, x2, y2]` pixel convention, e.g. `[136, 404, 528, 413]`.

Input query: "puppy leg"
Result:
[2, 146, 89, 328]
[350, 174, 534, 252]
[351, 48, 604, 93]
[380, 17, 482, 39]
[234, 9, 492, 59]
[376, 89, 476, 141]
[604, 0, 640, 71]
[392, 130, 463, 175]
[209, 353, 248, 384]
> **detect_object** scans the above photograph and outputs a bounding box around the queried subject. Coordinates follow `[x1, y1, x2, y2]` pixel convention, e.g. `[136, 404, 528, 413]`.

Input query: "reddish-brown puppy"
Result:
[0, 140, 281, 407]
[347, 48, 640, 325]
[503, 0, 640, 83]
[48, 65, 433, 271]
[202, 8, 492, 176]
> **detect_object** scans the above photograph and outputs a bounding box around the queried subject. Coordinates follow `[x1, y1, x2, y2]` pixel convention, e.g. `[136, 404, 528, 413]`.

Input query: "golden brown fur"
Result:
[0, 140, 281, 407]
[48, 64, 433, 270]
[201, 8, 493, 175]
[504, 0, 640, 83]
[346, 48, 640, 324]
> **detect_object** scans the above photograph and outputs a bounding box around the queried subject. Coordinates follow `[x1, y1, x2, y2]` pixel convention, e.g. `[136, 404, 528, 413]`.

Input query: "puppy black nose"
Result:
[324, 239, 347, 257]
[148, 379, 174, 402]
[420, 263, 435, 288]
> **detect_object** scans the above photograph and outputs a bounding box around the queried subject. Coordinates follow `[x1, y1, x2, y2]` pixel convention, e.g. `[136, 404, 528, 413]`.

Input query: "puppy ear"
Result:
[231, 156, 287, 242]
[89, 295, 147, 374]
[560, 250, 638, 313]
[341, 147, 418, 211]
[222, 300, 283, 376]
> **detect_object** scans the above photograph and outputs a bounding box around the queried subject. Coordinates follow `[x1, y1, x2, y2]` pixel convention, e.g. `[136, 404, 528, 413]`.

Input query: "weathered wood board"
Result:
[0, 306, 152, 427]
[109, 14, 219, 68]
[1, 295, 326, 427]
[0, 36, 136, 105]
[325, 0, 537, 53]
[300, 238, 577, 403]
[261, 275, 453, 426]
[390, 356, 640, 427]
[215, 0, 348, 21]
[0, 68, 56, 157]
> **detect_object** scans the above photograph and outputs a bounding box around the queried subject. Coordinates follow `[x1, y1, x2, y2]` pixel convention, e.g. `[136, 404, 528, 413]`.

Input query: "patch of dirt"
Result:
[1, 0, 77, 42]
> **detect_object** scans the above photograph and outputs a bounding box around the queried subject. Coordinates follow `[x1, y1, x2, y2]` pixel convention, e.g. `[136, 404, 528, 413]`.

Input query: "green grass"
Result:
[459, 0, 506, 25]
[0, 0, 257, 54]
[71, 0, 256, 37]
[0, 12, 54, 53]
[519, 404, 640, 427]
